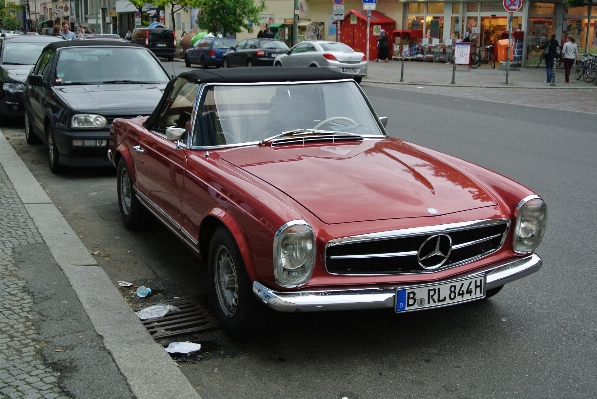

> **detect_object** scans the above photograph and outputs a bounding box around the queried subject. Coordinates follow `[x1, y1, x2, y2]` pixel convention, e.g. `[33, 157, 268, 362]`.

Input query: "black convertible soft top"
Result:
[143, 68, 351, 129]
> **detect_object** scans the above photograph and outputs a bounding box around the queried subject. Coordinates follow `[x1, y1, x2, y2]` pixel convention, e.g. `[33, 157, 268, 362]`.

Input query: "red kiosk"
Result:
[337, 10, 396, 60]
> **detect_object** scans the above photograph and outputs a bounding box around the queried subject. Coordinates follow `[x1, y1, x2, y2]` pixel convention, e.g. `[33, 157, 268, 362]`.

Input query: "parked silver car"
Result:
[274, 41, 367, 83]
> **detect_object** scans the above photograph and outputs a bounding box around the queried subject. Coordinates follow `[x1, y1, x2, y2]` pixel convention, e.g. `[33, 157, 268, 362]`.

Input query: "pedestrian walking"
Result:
[263, 27, 274, 39]
[124, 30, 131, 40]
[376, 29, 389, 62]
[78, 27, 86, 39]
[257, 30, 264, 38]
[561, 35, 578, 83]
[61, 21, 76, 40]
[539, 33, 558, 83]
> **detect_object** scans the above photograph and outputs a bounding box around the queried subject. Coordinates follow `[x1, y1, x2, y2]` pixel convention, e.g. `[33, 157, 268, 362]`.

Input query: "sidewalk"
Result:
[0, 133, 201, 399]
[364, 58, 597, 88]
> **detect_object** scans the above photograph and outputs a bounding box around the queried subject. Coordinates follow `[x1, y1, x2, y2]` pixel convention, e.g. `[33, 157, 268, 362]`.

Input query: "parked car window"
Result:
[305, 44, 316, 52]
[32, 49, 54, 75]
[2, 42, 49, 65]
[236, 40, 247, 49]
[213, 39, 236, 49]
[261, 40, 288, 50]
[246, 40, 256, 49]
[154, 78, 199, 136]
[290, 43, 309, 54]
[320, 42, 355, 52]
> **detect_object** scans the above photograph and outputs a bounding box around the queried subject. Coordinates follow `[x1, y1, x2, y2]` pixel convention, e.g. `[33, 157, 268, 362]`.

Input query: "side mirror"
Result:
[379, 116, 388, 128]
[27, 74, 45, 87]
[166, 126, 186, 141]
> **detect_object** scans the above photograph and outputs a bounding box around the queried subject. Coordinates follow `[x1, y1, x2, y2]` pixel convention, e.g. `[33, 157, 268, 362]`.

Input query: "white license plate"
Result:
[342, 68, 357, 73]
[395, 276, 485, 312]
[156, 43, 167, 47]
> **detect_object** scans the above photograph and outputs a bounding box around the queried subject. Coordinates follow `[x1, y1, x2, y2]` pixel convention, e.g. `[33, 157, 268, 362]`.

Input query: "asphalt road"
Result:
[2, 74, 596, 398]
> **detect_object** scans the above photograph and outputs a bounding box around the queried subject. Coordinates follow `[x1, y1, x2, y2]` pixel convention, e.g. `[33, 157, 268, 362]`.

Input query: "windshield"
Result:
[261, 41, 289, 50]
[1, 41, 49, 65]
[213, 39, 236, 49]
[320, 42, 355, 52]
[55, 47, 170, 84]
[192, 81, 384, 147]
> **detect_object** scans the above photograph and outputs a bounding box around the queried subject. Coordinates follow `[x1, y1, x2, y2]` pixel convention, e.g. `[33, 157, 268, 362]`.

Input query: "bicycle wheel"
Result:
[584, 63, 596, 83]
[470, 53, 480, 69]
[575, 62, 583, 80]
[555, 57, 562, 69]
[489, 54, 495, 69]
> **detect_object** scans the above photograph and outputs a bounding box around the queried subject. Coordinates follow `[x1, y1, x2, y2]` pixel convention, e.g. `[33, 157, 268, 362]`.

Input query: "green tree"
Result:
[0, 2, 22, 30]
[127, 0, 157, 20]
[193, 0, 266, 36]
[157, 0, 193, 33]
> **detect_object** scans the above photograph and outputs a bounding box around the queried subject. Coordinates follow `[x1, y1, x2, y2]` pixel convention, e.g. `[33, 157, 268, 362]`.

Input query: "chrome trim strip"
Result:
[253, 254, 541, 312]
[330, 250, 418, 260]
[451, 233, 503, 250]
[135, 189, 199, 246]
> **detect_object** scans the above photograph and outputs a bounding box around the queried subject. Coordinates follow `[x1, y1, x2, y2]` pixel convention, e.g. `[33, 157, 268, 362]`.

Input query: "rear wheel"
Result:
[489, 55, 495, 69]
[185, 55, 191, 67]
[208, 227, 268, 340]
[470, 53, 480, 69]
[46, 124, 62, 174]
[24, 112, 40, 145]
[274, 61, 282, 67]
[117, 158, 149, 230]
[584, 63, 596, 83]
[575, 62, 583, 80]
[201, 56, 208, 69]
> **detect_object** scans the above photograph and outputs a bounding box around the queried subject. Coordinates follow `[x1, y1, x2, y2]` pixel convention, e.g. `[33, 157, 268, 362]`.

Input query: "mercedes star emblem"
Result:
[417, 234, 452, 270]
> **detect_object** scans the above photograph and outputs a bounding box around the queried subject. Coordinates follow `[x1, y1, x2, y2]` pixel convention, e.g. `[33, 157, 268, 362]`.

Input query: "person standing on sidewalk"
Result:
[561, 36, 578, 83]
[376, 29, 389, 62]
[539, 34, 559, 83]
[61, 22, 76, 40]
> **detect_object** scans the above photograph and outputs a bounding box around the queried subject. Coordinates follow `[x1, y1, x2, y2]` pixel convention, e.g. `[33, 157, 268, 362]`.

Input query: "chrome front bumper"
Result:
[253, 254, 542, 312]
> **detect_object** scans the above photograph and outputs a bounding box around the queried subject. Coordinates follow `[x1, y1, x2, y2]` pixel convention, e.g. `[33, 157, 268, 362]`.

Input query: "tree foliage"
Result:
[0, 3, 22, 30]
[127, 0, 156, 16]
[157, 0, 194, 33]
[193, 0, 266, 36]
[563, 0, 593, 9]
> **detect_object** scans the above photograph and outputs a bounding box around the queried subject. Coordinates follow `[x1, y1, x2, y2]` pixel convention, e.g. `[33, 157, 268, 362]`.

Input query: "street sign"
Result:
[333, 0, 344, 5]
[333, 5, 344, 11]
[363, 0, 377, 7]
[362, 0, 377, 2]
[332, 11, 345, 21]
[503, 0, 522, 12]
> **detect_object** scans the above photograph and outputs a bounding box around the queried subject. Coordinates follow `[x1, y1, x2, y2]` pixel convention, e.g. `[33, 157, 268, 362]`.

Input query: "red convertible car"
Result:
[108, 68, 547, 339]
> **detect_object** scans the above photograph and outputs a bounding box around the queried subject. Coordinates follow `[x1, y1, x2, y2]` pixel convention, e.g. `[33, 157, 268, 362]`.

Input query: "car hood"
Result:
[54, 84, 167, 115]
[1, 64, 34, 83]
[220, 138, 498, 224]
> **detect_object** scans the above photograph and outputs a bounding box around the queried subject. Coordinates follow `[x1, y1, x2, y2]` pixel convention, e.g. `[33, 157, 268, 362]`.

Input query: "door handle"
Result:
[133, 145, 146, 153]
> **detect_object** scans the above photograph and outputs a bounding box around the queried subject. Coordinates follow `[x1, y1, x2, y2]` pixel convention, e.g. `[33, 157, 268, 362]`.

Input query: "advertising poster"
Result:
[454, 42, 471, 64]
[259, 14, 275, 31]
[328, 14, 336, 36]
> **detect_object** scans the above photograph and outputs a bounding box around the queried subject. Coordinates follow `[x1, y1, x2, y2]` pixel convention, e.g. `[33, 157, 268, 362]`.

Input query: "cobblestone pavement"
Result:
[0, 165, 70, 399]
[364, 61, 597, 115]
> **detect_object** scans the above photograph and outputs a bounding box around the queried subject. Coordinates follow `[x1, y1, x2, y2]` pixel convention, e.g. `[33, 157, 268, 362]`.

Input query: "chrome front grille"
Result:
[325, 219, 510, 275]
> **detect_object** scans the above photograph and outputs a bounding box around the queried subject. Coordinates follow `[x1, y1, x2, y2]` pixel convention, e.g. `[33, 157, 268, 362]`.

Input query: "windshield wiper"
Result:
[101, 80, 159, 84]
[260, 129, 362, 145]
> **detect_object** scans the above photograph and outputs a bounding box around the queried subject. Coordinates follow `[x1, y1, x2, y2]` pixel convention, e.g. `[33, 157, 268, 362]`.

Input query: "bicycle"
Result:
[575, 53, 597, 83]
[470, 45, 495, 69]
[535, 46, 562, 69]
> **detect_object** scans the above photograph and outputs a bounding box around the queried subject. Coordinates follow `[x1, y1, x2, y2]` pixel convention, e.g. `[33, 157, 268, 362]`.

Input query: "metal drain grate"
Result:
[132, 297, 219, 338]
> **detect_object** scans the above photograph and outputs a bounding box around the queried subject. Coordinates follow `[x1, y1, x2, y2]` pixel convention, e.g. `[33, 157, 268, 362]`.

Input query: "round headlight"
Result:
[273, 221, 316, 287]
[513, 196, 547, 253]
[3, 82, 26, 93]
[72, 114, 107, 128]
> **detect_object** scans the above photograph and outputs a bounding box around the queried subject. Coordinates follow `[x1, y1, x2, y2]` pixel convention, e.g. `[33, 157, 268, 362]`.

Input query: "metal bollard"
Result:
[451, 63, 456, 84]
[400, 56, 404, 82]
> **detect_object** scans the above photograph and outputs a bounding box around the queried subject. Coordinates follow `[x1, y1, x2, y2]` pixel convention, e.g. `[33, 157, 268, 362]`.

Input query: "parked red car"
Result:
[108, 68, 547, 339]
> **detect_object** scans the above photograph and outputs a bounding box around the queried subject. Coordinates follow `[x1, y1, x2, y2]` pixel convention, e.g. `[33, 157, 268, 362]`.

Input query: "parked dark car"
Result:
[130, 27, 176, 61]
[109, 68, 547, 340]
[0, 35, 63, 120]
[24, 40, 171, 173]
[185, 36, 237, 68]
[222, 38, 289, 67]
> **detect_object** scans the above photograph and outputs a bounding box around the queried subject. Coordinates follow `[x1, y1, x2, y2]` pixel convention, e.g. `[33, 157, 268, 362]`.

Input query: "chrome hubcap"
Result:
[214, 246, 238, 317]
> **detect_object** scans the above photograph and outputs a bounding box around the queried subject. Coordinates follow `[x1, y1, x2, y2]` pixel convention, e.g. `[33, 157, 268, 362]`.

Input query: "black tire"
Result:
[274, 61, 282, 67]
[470, 53, 480, 69]
[117, 158, 149, 230]
[167, 55, 174, 62]
[575, 63, 583, 80]
[485, 285, 504, 299]
[46, 124, 62, 174]
[489, 55, 495, 69]
[185, 55, 191, 68]
[222, 58, 229, 68]
[354, 76, 362, 84]
[201, 56, 208, 69]
[24, 111, 40, 145]
[583, 63, 596, 83]
[246, 59, 253, 67]
[208, 227, 268, 340]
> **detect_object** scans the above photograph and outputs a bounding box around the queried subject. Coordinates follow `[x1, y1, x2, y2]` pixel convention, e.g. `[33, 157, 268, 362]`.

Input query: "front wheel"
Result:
[25, 112, 40, 145]
[208, 227, 268, 340]
[274, 61, 282, 67]
[46, 124, 62, 174]
[489, 55, 495, 69]
[117, 159, 149, 230]
[575, 63, 583, 80]
[185, 55, 191, 68]
[584, 64, 596, 83]
[246, 59, 253, 67]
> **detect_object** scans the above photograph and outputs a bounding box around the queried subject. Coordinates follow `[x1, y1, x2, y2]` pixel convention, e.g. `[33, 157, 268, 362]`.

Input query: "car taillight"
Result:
[256, 49, 265, 57]
[209, 49, 215, 57]
[323, 53, 337, 61]
[145, 30, 149, 47]
[361, 55, 366, 61]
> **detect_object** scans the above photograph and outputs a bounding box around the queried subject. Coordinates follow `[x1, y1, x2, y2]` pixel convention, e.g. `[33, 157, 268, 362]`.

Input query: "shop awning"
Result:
[38, 20, 52, 25]
[269, 23, 285, 29]
[345, 10, 395, 24]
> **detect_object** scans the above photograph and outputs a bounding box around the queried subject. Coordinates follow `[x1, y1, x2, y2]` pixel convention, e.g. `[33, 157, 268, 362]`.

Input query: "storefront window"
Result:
[408, 16, 424, 31]
[589, 19, 597, 54]
[529, 3, 556, 15]
[408, 3, 424, 14]
[428, 3, 444, 14]
[452, 3, 460, 13]
[527, 17, 555, 65]
[467, 3, 479, 13]
[481, 2, 506, 12]
[567, 6, 588, 16]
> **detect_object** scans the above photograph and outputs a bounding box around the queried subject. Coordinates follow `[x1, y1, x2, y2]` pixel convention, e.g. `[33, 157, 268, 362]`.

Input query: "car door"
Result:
[285, 42, 309, 66]
[134, 78, 199, 226]
[302, 43, 319, 65]
[27, 48, 55, 135]
[226, 39, 245, 66]
[235, 39, 256, 66]
[199, 37, 213, 62]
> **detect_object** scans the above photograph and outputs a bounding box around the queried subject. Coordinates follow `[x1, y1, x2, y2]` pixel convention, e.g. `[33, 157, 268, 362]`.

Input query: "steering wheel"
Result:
[313, 116, 358, 130]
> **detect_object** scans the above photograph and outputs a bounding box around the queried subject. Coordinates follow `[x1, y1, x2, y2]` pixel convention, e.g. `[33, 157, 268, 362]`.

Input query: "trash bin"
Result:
[497, 39, 513, 62]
